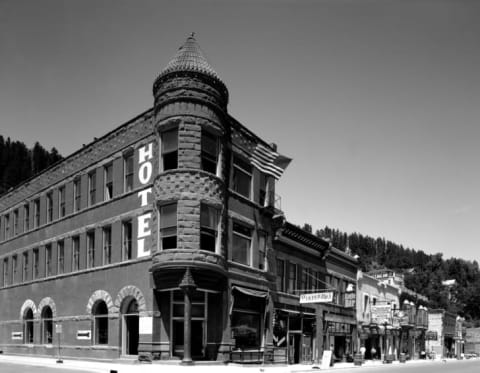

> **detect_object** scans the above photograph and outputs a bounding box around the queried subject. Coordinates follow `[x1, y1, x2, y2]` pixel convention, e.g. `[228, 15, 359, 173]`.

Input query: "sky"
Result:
[1, 0, 479, 262]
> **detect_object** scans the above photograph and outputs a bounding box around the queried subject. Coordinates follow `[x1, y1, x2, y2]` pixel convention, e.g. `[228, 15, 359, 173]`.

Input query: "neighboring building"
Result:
[356, 271, 400, 360]
[465, 327, 480, 355]
[0, 36, 292, 363]
[426, 309, 457, 358]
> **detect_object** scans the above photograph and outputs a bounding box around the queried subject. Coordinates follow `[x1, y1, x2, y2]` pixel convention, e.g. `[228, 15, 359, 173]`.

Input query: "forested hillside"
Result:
[0, 135, 62, 195]
[302, 223, 480, 325]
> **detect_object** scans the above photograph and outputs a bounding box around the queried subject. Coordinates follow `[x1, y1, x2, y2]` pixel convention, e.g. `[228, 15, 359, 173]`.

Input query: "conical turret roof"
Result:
[158, 34, 221, 81]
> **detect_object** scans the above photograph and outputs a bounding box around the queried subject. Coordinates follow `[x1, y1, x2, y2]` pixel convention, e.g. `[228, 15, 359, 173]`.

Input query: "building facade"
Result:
[0, 36, 292, 363]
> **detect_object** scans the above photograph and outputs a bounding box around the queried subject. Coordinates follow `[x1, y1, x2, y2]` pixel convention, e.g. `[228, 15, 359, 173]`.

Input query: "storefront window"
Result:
[231, 290, 263, 350]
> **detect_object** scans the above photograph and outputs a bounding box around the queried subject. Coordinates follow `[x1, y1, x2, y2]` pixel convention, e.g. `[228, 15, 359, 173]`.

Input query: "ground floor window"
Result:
[92, 300, 109, 345]
[41, 306, 53, 344]
[231, 290, 264, 350]
[23, 308, 34, 344]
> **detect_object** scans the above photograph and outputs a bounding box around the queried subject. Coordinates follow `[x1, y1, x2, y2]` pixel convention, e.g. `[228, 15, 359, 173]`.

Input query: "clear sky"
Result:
[1, 0, 479, 261]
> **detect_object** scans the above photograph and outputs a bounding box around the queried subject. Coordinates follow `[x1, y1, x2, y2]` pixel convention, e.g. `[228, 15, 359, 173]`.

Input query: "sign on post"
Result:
[55, 324, 62, 334]
[300, 292, 334, 304]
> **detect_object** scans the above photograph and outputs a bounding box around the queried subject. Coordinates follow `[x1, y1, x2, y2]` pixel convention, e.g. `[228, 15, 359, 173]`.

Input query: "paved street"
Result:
[1, 356, 480, 373]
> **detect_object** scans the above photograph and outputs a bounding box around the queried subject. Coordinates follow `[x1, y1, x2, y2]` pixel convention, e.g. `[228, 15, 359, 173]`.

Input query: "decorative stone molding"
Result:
[20, 299, 37, 320]
[36, 297, 57, 319]
[114, 285, 147, 313]
[85, 290, 117, 315]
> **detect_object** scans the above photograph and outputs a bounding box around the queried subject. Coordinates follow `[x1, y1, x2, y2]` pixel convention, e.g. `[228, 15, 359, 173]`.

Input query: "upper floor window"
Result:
[201, 131, 219, 174]
[87, 231, 95, 269]
[73, 178, 81, 212]
[289, 263, 297, 294]
[200, 204, 219, 252]
[161, 129, 178, 171]
[4, 214, 10, 239]
[259, 173, 268, 207]
[232, 156, 252, 199]
[124, 152, 134, 193]
[57, 240, 65, 275]
[232, 222, 252, 266]
[33, 248, 39, 279]
[46, 192, 53, 223]
[58, 186, 66, 218]
[12, 255, 17, 284]
[34, 199, 40, 228]
[104, 164, 113, 201]
[160, 203, 177, 250]
[22, 252, 28, 282]
[24, 203, 30, 231]
[276, 259, 286, 293]
[2, 258, 8, 287]
[88, 171, 96, 206]
[72, 236, 80, 271]
[103, 226, 112, 265]
[122, 220, 133, 261]
[13, 209, 19, 236]
[258, 232, 266, 270]
[45, 244, 52, 277]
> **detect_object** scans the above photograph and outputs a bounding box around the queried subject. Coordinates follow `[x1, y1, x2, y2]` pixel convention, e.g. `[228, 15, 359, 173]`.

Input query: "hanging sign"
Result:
[300, 292, 334, 304]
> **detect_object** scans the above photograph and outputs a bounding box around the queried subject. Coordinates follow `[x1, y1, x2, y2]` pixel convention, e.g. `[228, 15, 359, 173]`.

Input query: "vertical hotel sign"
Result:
[137, 143, 153, 258]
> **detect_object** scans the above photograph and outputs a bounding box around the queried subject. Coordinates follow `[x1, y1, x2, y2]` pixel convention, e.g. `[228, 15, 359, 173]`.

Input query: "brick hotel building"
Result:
[0, 36, 361, 364]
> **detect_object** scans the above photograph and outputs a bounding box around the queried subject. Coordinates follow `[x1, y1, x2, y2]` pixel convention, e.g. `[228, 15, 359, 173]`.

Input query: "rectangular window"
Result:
[24, 203, 30, 231]
[104, 164, 113, 201]
[13, 209, 19, 236]
[2, 258, 8, 287]
[276, 259, 286, 292]
[124, 153, 134, 193]
[4, 214, 10, 239]
[46, 192, 53, 223]
[33, 248, 39, 279]
[58, 186, 66, 218]
[160, 203, 177, 250]
[232, 156, 252, 199]
[289, 263, 297, 294]
[200, 204, 219, 252]
[258, 232, 266, 270]
[259, 173, 268, 207]
[12, 255, 17, 284]
[72, 236, 80, 271]
[87, 231, 95, 268]
[22, 252, 28, 282]
[88, 171, 96, 206]
[45, 244, 52, 277]
[232, 222, 252, 266]
[103, 227, 112, 265]
[161, 129, 178, 170]
[57, 240, 64, 274]
[201, 131, 219, 174]
[122, 220, 133, 260]
[301, 269, 307, 292]
[74, 178, 81, 212]
[34, 199, 40, 228]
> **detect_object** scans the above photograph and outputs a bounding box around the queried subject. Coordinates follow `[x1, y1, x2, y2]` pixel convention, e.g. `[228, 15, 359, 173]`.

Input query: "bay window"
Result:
[161, 129, 178, 170]
[200, 204, 219, 252]
[160, 203, 177, 250]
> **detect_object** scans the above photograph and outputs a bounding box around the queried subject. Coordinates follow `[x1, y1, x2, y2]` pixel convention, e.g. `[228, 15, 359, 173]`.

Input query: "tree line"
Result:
[302, 223, 480, 325]
[0, 135, 62, 196]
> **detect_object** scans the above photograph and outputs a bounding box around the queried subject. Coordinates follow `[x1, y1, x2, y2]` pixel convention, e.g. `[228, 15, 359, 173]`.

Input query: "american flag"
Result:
[251, 143, 291, 180]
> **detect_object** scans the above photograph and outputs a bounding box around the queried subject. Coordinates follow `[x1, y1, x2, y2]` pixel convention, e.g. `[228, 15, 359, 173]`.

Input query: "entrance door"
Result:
[288, 333, 301, 364]
[122, 299, 139, 355]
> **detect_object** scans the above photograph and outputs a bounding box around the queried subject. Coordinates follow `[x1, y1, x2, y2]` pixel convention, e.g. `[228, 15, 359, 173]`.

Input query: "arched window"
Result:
[41, 306, 53, 344]
[23, 308, 34, 344]
[92, 300, 108, 345]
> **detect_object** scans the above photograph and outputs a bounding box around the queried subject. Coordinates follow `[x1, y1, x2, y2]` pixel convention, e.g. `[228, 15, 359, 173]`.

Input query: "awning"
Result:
[232, 286, 268, 299]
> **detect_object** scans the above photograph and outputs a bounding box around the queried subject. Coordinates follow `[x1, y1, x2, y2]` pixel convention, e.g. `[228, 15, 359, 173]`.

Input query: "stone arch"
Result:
[114, 285, 147, 314]
[20, 299, 37, 320]
[36, 297, 57, 319]
[85, 290, 116, 315]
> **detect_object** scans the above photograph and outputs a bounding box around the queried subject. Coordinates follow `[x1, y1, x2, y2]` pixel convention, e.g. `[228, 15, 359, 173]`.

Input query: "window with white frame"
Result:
[257, 232, 267, 270]
[232, 155, 252, 199]
[72, 236, 80, 271]
[24, 203, 30, 231]
[33, 248, 39, 279]
[200, 204, 219, 252]
[232, 222, 252, 266]
[34, 199, 40, 228]
[124, 152, 134, 192]
[102, 227, 112, 265]
[12, 255, 17, 284]
[45, 244, 52, 277]
[57, 240, 64, 274]
[73, 178, 81, 212]
[87, 231, 95, 268]
[46, 192, 53, 223]
[122, 220, 133, 260]
[88, 170, 96, 206]
[13, 209, 19, 236]
[104, 164, 113, 201]
[58, 186, 65, 218]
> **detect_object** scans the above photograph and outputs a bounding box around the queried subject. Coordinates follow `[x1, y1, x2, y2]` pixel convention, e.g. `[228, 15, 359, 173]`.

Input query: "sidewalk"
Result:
[0, 354, 469, 373]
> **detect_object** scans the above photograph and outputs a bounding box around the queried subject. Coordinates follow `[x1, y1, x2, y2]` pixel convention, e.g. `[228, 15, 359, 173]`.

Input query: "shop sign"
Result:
[371, 305, 392, 324]
[299, 292, 334, 304]
[11, 332, 22, 340]
[137, 143, 153, 258]
[76, 330, 91, 340]
[426, 331, 438, 340]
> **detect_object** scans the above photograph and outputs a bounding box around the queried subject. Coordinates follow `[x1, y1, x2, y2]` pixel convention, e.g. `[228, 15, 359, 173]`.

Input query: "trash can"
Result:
[399, 353, 406, 363]
[354, 353, 363, 366]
